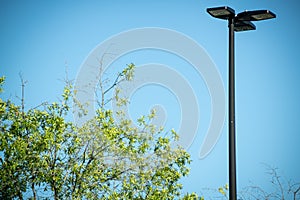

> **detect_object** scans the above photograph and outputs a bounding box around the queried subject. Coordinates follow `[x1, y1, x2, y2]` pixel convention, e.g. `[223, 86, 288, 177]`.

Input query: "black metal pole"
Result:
[228, 17, 237, 200]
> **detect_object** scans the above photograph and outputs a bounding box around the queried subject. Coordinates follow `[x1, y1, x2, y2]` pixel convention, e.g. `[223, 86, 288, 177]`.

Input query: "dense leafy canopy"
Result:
[0, 66, 200, 200]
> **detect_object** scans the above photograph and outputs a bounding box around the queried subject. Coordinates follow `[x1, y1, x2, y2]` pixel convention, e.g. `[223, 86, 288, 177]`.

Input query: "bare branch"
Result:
[19, 72, 27, 114]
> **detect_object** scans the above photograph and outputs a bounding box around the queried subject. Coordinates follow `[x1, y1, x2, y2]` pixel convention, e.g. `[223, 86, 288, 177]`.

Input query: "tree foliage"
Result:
[0, 65, 200, 200]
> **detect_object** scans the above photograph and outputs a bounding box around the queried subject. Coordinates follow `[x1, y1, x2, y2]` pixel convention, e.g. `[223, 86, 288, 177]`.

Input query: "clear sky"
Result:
[1, 0, 300, 197]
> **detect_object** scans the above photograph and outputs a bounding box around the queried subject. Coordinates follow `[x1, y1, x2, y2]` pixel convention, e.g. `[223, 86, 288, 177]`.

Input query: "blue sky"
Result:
[1, 0, 300, 197]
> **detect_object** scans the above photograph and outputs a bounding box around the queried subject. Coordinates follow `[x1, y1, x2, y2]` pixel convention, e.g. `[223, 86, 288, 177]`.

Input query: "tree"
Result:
[239, 166, 300, 200]
[0, 64, 201, 199]
[201, 166, 300, 200]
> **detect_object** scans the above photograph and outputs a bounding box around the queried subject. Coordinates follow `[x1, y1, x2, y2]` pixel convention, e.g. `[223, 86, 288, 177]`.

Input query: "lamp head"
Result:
[234, 20, 256, 32]
[207, 6, 235, 20]
[236, 10, 276, 21]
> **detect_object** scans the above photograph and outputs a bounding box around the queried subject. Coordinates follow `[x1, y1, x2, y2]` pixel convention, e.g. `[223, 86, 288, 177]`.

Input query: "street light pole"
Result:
[206, 6, 276, 200]
[228, 17, 237, 200]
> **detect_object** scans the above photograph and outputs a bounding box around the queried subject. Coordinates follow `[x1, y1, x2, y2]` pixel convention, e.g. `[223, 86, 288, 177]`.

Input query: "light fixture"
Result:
[207, 6, 235, 19]
[236, 10, 276, 21]
[234, 20, 256, 32]
[207, 6, 276, 32]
